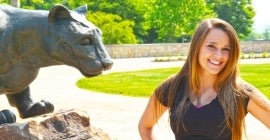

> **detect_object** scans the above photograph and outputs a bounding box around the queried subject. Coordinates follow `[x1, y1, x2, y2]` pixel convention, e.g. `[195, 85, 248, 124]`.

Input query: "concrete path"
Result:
[1, 58, 270, 140]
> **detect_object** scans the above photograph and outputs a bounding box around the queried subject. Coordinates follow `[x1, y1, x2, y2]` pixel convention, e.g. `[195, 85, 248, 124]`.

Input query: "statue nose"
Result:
[102, 59, 113, 70]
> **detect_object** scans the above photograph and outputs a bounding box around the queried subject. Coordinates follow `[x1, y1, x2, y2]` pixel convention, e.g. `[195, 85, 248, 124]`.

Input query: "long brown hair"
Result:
[155, 18, 247, 140]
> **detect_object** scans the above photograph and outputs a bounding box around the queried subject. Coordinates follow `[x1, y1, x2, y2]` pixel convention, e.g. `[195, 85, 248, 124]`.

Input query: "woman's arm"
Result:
[247, 88, 270, 129]
[138, 94, 168, 140]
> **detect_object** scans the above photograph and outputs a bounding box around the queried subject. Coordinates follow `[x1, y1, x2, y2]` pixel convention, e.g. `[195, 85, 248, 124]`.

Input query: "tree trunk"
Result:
[10, 0, 20, 7]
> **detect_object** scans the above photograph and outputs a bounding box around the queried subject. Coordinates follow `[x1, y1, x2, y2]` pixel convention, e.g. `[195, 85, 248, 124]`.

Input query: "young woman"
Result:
[138, 18, 270, 140]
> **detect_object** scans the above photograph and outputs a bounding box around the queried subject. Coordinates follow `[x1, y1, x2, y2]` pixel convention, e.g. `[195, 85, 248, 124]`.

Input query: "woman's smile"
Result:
[209, 58, 221, 65]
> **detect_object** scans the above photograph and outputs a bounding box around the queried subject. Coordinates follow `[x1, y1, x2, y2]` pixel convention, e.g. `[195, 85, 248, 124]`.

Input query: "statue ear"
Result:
[48, 4, 71, 24]
[74, 4, 88, 15]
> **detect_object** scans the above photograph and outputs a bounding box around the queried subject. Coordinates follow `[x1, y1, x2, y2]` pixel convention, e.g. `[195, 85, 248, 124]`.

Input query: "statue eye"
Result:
[80, 38, 91, 45]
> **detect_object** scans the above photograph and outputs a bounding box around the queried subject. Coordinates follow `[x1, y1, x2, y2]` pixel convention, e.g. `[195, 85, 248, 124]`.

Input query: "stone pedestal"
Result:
[0, 109, 110, 140]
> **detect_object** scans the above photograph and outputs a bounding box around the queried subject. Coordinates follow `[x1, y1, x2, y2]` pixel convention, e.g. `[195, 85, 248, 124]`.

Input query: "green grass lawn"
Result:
[240, 64, 270, 98]
[76, 64, 270, 98]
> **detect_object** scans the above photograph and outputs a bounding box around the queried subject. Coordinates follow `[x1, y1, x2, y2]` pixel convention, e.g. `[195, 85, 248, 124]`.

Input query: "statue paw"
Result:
[0, 109, 16, 124]
[20, 100, 54, 119]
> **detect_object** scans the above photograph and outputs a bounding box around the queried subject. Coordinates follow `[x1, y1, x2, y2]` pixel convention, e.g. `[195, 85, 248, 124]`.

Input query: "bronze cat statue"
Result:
[0, 4, 113, 124]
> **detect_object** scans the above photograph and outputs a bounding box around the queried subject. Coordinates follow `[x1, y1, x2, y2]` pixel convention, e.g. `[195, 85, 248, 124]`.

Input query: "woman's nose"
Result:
[214, 49, 222, 57]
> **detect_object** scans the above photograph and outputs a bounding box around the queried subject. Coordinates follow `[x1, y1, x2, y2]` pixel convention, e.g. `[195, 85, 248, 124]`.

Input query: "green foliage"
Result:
[66, 0, 88, 8]
[206, 0, 255, 39]
[87, 12, 137, 44]
[2, 0, 258, 43]
[87, 0, 143, 44]
[0, 0, 9, 4]
[144, 0, 216, 43]
[243, 30, 264, 41]
[21, 0, 65, 10]
[77, 64, 270, 98]
[262, 51, 269, 58]
[262, 27, 270, 40]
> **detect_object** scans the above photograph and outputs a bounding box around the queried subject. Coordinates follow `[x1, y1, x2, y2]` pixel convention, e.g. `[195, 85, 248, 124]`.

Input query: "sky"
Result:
[252, 0, 270, 33]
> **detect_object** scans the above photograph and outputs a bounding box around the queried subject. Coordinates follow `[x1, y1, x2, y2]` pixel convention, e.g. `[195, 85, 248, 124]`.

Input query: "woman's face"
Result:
[198, 28, 231, 76]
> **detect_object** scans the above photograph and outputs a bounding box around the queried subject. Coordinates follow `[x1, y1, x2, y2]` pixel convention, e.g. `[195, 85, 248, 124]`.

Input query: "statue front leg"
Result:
[6, 87, 54, 119]
[0, 109, 16, 124]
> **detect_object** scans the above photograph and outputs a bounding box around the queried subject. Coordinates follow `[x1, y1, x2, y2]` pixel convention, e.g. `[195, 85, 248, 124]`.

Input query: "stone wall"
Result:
[105, 41, 270, 58]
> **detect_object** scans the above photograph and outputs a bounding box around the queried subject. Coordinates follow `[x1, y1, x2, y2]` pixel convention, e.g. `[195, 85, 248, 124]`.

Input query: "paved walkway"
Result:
[1, 58, 270, 140]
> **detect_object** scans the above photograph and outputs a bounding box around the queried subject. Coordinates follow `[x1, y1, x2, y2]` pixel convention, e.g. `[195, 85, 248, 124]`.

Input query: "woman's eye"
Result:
[80, 38, 91, 45]
[207, 45, 216, 50]
[222, 48, 231, 52]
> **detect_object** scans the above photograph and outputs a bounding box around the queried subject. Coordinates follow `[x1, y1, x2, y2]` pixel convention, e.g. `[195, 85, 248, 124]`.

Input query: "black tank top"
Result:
[170, 94, 231, 140]
[157, 79, 249, 140]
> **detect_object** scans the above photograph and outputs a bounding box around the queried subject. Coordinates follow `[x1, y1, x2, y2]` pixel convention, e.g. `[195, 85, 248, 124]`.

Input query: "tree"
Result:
[7, 0, 138, 44]
[21, 0, 65, 10]
[0, 0, 9, 4]
[263, 27, 270, 40]
[86, 0, 143, 44]
[10, 0, 20, 7]
[144, 0, 216, 43]
[66, 0, 89, 9]
[206, 0, 255, 39]
[87, 12, 137, 44]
